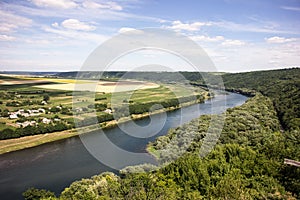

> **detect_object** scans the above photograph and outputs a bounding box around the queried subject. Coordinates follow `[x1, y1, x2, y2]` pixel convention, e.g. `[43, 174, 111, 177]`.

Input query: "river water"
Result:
[0, 92, 248, 199]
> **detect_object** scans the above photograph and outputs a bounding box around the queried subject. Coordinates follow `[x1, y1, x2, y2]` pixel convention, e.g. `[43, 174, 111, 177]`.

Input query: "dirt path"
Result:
[0, 134, 48, 149]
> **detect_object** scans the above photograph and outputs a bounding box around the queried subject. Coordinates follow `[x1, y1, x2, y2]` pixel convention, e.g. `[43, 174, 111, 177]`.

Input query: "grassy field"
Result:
[0, 129, 77, 154]
[0, 74, 207, 154]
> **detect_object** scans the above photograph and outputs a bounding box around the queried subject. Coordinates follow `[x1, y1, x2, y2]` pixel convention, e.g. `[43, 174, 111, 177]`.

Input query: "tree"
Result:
[22, 188, 55, 200]
[43, 94, 50, 102]
[0, 128, 15, 139]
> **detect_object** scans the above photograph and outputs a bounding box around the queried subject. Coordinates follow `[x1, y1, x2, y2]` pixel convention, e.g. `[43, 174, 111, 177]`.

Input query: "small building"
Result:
[31, 110, 40, 113]
[16, 120, 36, 128]
[9, 114, 18, 119]
[42, 118, 51, 124]
[38, 108, 46, 113]
[21, 113, 30, 117]
[104, 109, 112, 114]
[74, 107, 83, 112]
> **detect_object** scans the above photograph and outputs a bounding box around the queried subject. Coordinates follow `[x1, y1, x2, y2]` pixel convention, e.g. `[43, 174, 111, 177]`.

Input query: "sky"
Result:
[0, 0, 299, 72]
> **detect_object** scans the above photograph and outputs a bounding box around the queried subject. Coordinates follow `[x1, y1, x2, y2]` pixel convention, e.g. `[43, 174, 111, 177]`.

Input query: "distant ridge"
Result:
[0, 71, 58, 76]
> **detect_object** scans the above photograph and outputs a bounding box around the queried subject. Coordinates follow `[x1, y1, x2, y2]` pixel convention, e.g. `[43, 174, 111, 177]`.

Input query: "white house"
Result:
[42, 118, 51, 124]
[104, 109, 112, 114]
[9, 114, 18, 119]
[38, 108, 46, 113]
[16, 120, 36, 128]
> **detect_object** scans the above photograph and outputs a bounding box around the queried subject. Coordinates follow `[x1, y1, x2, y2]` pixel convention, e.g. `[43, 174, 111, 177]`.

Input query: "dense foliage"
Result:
[113, 95, 203, 119]
[75, 114, 114, 127]
[56, 71, 207, 83]
[23, 188, 55, 200]
[150, 94, 282, 163]
[0, 122, 70, 140]
[222, 68, 300, 130]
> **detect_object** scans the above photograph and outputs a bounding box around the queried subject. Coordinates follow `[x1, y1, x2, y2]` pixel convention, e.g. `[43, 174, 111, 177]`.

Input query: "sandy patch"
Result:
[0, 79, 49, 85]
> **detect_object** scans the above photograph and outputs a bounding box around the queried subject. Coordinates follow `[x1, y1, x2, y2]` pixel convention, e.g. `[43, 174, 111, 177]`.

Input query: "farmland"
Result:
[0, 74, 207, 153]
[33, 79, 159, 93]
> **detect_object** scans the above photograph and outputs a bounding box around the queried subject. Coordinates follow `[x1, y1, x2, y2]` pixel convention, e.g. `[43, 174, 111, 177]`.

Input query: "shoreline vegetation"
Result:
[0, 95, 210, 155]
[145, 93, 270, 160]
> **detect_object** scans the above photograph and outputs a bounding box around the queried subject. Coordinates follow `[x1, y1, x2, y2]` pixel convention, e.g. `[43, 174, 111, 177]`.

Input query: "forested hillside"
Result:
[23, 68, 299, 199]
[222, 68, 300, 130]
[55, 71, 211, 83]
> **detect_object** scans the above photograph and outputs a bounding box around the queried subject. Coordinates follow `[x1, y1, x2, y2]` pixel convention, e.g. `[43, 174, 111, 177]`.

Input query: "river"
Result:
[0, 92, 248, 200]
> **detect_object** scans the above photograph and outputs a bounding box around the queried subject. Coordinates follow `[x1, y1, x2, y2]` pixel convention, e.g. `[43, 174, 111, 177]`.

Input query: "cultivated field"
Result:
[34, 80, 159, 93]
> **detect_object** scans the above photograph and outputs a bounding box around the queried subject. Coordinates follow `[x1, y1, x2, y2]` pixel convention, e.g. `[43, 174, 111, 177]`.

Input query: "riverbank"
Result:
[0, 96, 209, 155]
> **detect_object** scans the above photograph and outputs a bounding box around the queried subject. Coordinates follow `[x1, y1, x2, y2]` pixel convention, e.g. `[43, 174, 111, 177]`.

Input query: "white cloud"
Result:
[190, 35, 224, 42]
[265, 36, 297, 44]
[0, 23, 17, 33]
[206, 39, 300, 72]
[281, 6, 300, 12]
[0, 10, 32, 33]
[0, 34, 16, 41]
[43, 26, 107, 43]
[31, 0, 78, 9]
[51, 22, 59, 28]
[82, 1, 122, 10]
[158, 19, 167, 23]
[118, 27, 144, 35]
[118, 27, 137, 33]
[221, 39, 246, 46]
[2, 1, 160, 25]
[168, 20, 211, 32]
[25, 39, 50, 45]
[61, 19, 96, 31]
[215, 20, 297, 34]
[118, 27, 139, 33]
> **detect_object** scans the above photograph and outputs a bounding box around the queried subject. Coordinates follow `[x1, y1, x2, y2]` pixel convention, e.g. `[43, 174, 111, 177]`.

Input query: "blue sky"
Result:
[0, 0, 299, 72]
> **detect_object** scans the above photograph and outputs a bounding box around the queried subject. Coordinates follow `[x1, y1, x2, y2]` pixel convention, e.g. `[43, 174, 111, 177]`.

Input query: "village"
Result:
[8, 106, 62, 128]
[4, 98, 113, 130]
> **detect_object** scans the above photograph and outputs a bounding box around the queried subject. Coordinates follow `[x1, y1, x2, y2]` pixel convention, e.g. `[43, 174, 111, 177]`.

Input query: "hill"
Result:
[222, 68, 300, 130]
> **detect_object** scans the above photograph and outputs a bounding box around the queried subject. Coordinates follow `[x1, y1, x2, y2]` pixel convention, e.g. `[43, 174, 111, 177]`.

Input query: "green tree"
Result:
[22, 188, 55, 200]
[43, 94, 50, 102]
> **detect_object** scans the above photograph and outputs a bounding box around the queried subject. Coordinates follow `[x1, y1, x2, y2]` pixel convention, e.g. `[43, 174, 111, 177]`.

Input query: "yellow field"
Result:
[34, 80, 160, 93]
[0, 75, 160, 93]
[27, 77, 92, 84]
